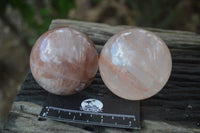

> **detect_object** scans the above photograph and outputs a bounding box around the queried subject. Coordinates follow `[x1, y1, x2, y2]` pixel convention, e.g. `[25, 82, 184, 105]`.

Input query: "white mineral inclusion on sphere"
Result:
[99, 28, 172, 100]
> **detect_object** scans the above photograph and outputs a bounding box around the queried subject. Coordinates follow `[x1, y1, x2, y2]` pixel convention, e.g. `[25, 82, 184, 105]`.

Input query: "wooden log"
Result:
[4, 101, 199, 133]
[3, 19, 200, 133]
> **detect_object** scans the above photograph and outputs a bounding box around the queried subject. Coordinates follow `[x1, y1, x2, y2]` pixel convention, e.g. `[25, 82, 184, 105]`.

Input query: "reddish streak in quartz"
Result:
[30, 28, 98, 95]
[99, 28, 172, 100]
[99, 54, 146, 98]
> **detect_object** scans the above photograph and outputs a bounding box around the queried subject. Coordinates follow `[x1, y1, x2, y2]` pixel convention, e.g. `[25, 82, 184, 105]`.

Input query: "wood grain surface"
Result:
[3, 19, 200, 133]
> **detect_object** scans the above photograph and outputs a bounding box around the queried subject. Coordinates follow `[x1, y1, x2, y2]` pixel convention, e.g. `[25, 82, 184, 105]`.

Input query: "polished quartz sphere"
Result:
[30, 28, 98, 95]
[99, 28, 172, 100]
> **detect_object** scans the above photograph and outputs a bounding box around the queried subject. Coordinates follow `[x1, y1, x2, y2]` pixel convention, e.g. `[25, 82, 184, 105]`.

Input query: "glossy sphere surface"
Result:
[99, 29, 172, 100]
[30, 28, 98, 95]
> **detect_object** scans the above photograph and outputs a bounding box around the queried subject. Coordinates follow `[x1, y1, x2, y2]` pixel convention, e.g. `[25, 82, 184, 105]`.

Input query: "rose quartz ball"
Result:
[30, 28, 98, 95]
[99, 28, 172, 100]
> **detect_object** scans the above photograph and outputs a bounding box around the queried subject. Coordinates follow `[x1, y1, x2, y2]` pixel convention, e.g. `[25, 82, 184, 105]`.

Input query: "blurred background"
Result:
[0, 0, 200, 129]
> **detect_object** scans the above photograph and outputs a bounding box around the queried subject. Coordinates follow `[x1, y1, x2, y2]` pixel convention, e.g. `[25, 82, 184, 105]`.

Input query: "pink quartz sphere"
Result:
[30, 28, 98, 95]
[99, 28, 172, 100]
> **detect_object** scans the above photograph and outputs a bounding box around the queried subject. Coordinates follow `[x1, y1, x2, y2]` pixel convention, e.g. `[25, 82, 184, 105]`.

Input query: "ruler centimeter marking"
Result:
[41, 106, 137, 128]
[45, 106, 136, 120]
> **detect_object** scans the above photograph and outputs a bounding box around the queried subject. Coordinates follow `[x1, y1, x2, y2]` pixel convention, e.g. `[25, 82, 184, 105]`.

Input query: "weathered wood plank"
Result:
[50, 19, 200, 46]
[3, 19, 200, 133]
[4, 102, 94, 133]
[4, 102, 199, 133]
